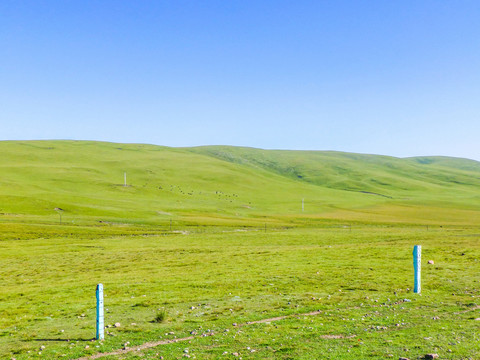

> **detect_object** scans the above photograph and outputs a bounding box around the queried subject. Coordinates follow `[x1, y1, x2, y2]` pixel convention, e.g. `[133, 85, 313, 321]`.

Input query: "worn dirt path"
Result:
[455, 305, 480, 314]
[76, 335, 200, 360]
[76, 309, 352, 359]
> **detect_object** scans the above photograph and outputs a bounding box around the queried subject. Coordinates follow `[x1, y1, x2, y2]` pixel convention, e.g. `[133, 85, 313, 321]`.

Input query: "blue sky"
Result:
[1, 1, 480, 159]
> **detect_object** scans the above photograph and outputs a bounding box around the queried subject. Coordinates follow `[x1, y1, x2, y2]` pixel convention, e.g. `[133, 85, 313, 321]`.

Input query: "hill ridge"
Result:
[1, 140, 480, 226]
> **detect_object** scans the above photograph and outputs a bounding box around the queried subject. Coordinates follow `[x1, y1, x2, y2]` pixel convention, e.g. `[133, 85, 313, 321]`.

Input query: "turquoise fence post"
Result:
[413, 245, 421, 293]
[96, 284, 104, 340]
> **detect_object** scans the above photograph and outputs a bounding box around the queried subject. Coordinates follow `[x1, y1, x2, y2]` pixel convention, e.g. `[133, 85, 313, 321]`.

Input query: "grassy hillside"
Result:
[1, 140, 480, 226]
[189, 145, 480, 196]
[189, 146, 480, 222]
[2, 141, 480, 359]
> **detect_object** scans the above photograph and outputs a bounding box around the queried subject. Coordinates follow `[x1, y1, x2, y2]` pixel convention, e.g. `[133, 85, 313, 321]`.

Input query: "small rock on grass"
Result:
[428, 260, 434, 265]
[424, 355, 439, 359]
[398, 357, 410, 360]
[114, 322, 121, 328]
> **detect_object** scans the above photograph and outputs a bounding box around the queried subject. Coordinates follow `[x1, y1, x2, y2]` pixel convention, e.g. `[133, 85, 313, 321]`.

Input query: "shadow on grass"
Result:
[33, 338, 95, 342]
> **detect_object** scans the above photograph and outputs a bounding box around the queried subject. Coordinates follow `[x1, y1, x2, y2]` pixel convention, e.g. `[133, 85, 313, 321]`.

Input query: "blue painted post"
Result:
[413, 245, 421, 293]
[96, 284, 104, 340]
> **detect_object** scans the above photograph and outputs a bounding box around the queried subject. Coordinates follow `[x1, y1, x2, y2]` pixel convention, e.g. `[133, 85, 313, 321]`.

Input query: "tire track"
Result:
[76, 309, 354, 359]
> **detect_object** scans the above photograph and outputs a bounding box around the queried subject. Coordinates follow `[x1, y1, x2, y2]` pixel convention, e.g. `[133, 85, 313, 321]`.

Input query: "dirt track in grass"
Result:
[76, 310, 354, 359]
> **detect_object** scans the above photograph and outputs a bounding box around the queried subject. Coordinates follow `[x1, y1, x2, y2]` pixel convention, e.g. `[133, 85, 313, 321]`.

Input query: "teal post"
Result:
[413, 245, 421, 293]
[96, 284, 104, 340]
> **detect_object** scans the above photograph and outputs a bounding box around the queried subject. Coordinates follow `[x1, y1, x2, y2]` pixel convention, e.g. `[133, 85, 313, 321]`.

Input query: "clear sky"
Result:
[1, 1, 480, 160]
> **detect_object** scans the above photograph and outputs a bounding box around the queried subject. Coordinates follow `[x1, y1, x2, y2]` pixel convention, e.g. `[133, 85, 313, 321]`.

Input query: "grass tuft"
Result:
[153, 309, 167, 323]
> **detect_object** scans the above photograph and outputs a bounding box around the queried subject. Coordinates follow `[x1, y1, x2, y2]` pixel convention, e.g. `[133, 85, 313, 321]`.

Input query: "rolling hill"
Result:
[1, 140, 479, 226]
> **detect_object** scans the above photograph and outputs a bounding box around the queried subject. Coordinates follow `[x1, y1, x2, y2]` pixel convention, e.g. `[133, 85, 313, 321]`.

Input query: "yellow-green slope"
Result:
[1, 140, 479, 226]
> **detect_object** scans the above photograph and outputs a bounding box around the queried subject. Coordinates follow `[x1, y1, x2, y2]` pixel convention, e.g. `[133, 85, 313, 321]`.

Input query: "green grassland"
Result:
[2, 140, 480, 226]
[1, 140, 480, 359]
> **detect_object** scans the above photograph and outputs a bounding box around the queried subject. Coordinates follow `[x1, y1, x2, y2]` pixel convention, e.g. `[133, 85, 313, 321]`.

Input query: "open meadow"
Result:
[1, 141, 480, 359]
[2, 223, 480, 359]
